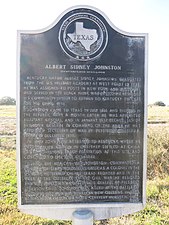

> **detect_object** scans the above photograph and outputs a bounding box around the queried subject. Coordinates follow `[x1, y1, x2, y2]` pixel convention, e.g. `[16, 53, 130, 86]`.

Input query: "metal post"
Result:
[72, 210, 93, 225]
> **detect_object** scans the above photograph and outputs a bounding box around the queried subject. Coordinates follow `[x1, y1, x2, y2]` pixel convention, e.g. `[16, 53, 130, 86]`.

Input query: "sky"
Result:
[0, 0, 169, 105]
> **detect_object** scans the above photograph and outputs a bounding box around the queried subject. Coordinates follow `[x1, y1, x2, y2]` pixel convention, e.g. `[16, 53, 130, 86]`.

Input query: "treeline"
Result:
[0, 96, 167, 106]
[153, 101, 166, 106]
[0, 96, 16, 105]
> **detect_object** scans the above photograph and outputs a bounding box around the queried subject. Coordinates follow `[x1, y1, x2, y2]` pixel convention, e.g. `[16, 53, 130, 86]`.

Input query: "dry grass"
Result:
[147, 125, 169, 179]
[0, 105, 16, 136]
[148, 106, 169, 124]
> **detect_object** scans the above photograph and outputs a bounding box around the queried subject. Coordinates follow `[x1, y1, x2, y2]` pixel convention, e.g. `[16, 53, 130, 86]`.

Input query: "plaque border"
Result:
[17, 5, 148, 220]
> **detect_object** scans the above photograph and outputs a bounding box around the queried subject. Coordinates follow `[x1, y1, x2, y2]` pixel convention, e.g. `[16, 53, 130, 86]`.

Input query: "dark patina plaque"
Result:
[17, 6, 148, 220]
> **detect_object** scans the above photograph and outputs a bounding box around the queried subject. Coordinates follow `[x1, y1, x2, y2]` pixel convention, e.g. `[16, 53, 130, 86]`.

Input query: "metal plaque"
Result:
[17, 5, 148, 220]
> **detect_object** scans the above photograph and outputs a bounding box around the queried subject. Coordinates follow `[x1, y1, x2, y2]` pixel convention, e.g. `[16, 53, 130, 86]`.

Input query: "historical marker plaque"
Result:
[17, 6, 148, 220]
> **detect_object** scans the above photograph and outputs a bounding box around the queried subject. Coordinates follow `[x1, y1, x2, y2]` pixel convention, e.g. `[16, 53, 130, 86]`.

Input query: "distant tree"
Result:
[153, 101, 166, 106]
[0, 96, 16, 105]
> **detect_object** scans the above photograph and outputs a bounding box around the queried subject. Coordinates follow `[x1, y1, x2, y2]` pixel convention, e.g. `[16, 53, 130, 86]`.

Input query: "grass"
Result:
[0, 136, 16, 150]
[0, 105, 169, 224]
[0, 105, 16, 136]
[147, 125, 169, 179]
[148, 105, 169, 124]
[0, 105, 16, 118]
[0, 150, 17, 205]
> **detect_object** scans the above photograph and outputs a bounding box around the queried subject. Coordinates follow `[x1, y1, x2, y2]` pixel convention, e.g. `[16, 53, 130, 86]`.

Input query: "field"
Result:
[0, 105, 169, 224]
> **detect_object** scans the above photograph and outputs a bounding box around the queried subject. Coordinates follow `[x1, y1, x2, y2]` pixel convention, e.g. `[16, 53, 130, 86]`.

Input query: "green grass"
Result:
[0, 105, 169, 224]
[0, 150, 17, 206]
